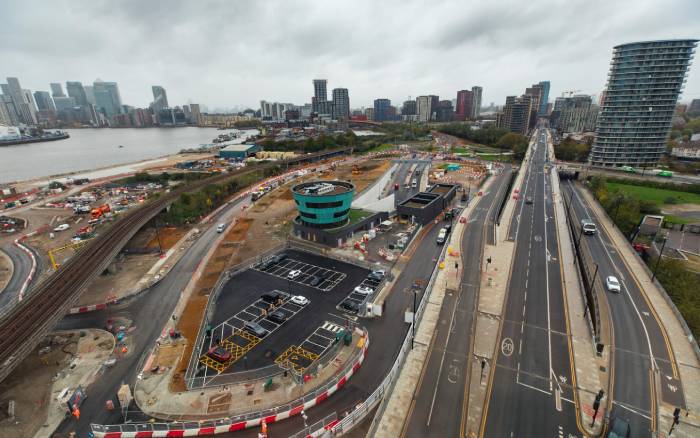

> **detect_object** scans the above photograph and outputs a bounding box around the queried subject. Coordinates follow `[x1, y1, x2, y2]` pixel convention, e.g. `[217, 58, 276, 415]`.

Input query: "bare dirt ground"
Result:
[0, 249, 12, 293]
[77, 253, 156, 306]
[661, 203, 700, 221]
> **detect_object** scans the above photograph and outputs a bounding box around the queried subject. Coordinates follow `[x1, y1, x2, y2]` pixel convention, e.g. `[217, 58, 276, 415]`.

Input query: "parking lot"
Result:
[192, 249, 372, 383]
[252, 257, 346, 292]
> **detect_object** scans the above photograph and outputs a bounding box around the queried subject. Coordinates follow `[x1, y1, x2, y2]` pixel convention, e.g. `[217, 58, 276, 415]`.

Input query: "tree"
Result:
[496, 133, 528, 158]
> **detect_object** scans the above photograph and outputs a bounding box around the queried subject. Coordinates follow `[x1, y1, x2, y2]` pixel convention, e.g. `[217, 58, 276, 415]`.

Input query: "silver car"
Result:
[606, 276, 621, 293]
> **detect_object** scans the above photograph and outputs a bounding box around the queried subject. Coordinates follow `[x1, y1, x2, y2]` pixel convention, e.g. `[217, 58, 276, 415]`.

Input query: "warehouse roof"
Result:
[220, 143, 258, 152]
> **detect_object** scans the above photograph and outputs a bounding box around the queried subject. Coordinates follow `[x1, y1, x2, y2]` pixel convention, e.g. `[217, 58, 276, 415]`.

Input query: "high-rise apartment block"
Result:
[332, 88, 350, 119]
[50, 83, 65, 97]
[373, 98, 392, 122]
[416, 95, 439, 122]
[93, 80, 123, 118]
[537, 81, 550, 116]
[402, 100, 417, 116]
[590, 39, 698, 167]
[151, 86, 169, 112]
[500, 95, 533, 135]
[551, 95, 598, 133]
[455, 90, 473, 121]
[471, 86, 483, 119]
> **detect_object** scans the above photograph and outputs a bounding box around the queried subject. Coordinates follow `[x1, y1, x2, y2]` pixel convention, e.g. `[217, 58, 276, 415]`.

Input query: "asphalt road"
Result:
[0, 242, 40, 309]
[401, 166, 512, 438]
[565, 180, 685, 436]
[52, 195, 251, 437]
[391, 159, 429, 204]
[483, 128, 581, 437]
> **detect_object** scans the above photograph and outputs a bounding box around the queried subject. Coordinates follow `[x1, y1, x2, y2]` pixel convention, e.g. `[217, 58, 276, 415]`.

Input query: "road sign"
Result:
[501, 338, 514, 357]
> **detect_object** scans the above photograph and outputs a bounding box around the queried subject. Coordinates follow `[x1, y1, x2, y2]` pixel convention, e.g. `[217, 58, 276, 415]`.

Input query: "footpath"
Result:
[578, 188, 700, 437]
[549, 142, 608, 436]
[373, 174, 496, 437]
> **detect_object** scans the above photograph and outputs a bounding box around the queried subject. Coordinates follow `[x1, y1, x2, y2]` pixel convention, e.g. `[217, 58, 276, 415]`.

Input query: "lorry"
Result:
[91, 204, 111, 219]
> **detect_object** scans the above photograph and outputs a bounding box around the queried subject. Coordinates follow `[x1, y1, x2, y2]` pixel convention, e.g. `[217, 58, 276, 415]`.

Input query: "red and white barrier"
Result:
[13, 236, 37, 302]
[91, 338, 369, 438]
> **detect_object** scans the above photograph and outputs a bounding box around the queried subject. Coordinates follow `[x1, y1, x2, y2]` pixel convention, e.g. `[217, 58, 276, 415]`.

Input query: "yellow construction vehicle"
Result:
[48, 239, 93, 271]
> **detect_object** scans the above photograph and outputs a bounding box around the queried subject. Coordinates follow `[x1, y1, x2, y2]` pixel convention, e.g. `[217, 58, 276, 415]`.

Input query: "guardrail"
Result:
[331, 236, 450, 436]
[91, 329, 368, 437]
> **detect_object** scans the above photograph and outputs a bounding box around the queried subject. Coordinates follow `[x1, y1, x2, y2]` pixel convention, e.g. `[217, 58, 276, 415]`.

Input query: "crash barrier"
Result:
[286, 412, 339, 438]
[332, 239, 450, 436]
[90, 330, 368, 437]
[13, 236, 37, 302]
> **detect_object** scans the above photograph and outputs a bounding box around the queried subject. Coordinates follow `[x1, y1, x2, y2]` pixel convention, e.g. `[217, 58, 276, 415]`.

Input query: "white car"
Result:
[354, 286, 374, 295]
[290, 295, 309, 306]
[53, 224, 70, 232]
[287, 270, 302, 279]
[606, 276, 621, 293]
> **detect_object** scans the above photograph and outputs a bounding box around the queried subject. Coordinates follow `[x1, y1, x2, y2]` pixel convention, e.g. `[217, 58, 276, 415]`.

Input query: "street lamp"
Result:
[651, 234, 668, 283]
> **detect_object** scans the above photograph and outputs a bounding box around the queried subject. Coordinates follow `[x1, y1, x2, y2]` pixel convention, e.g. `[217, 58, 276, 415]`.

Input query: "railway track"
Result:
[0, 147, 352, 383]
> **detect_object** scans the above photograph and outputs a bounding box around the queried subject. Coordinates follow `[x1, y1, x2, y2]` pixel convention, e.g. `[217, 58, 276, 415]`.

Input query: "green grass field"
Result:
[606, 182, 700, 206]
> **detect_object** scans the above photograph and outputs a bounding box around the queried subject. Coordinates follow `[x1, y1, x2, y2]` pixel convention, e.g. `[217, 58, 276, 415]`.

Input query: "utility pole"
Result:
[652, 235, 668, 283]
[591, 390, 604, 427]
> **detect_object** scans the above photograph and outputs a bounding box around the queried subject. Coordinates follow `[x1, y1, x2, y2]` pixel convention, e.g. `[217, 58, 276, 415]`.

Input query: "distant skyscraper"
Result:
[416, 95, 439, 122]
[22, 90, 38, 112]
[688, 98, 700, 115]
[402, 100, 417, 115]
[93, 80, 123, 118]
[455, 90, 473, 121]
[500, 95, 533, 135]
[53, 96, 76, 111]
[525, 84, 543, 128]
[435, 100, 455, 122]
[50, 83, 65, 97]
[590, 39, 698, 167]
[331, 88, 350, 119]
[189, 103, 202, 125]
[84, 85, 96, 105]
[471, 86, 483, 119]
[373, 98, 391, 122]
[66, 81, 89, 106]
[312, 79, 328, 113]
[33, 91, 56, 112]
[151, 85, 169, 112]
[551, 95, 597, 133]
[537, 81, 550, 116]
[4, 77, 37, 124]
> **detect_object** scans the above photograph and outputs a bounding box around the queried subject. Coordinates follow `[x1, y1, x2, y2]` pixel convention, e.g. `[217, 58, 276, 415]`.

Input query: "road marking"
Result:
[501, 337, 514, 356]
[516, 380, 551, 396]
[612, 400, 652, 420]
[543, 166, 554, 392]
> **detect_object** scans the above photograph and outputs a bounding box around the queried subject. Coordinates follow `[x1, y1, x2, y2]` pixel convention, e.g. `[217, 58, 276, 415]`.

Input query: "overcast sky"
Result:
[2, 0, 699, 111]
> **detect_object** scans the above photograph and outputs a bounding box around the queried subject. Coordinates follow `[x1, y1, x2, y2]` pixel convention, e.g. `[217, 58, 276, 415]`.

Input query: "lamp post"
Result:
[651, 234, 668, 283]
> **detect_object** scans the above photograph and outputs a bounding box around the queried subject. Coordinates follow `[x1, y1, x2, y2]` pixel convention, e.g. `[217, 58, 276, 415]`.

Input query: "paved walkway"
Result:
[579, 188, 700, 437]
[372, 176, 495, 438]
[551, 165, 608, 436]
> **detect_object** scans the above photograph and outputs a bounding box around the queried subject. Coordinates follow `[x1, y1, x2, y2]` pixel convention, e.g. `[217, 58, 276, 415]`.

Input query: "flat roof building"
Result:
[218, 143, 260, 159]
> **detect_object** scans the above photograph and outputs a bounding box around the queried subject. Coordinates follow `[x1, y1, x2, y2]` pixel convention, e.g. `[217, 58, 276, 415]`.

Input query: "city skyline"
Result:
[3, 0, 699, 110]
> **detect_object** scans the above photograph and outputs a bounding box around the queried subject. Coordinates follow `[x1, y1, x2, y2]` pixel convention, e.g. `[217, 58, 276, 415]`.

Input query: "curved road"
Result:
[0, 243, 40, 309]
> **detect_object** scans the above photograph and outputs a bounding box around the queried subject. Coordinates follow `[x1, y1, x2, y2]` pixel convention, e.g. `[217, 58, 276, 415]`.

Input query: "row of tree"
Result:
[436, 123, 510, 147]
[159, 166, 280, 226]
[553, 138, 591, 162]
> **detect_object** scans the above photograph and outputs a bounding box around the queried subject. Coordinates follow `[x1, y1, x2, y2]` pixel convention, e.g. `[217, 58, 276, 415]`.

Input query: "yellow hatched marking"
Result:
[199, 329, 261, 372]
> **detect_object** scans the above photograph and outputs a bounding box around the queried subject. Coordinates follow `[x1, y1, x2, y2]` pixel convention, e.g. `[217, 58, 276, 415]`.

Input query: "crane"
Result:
[561, 90, 582, 97]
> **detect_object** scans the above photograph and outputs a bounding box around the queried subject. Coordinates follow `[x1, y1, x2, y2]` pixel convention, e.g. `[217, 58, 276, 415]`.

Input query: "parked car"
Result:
[309, 275, 322, 286]
[354, 286, 374, 295]
[607, 417, 630, 438]
[261, 291, 285, 303]
[606, 276, 621, 293]
[244, 322, 268, 338]
[525, 196, 533, 204]
[268, 310, 288, 324]
[290, 295, 309, 306]
[340, 299, 360, 313]
[53, 223, 70, 232]
[258, 259, 274, 270]
[288, 269, 302, 279]
[207, 346, 231, 362]
[317, 270, 331, 279]
[272, 253, 287, 264]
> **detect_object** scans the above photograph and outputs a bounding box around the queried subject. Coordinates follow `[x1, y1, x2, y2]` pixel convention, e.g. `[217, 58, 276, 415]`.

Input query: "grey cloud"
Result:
[2, 0, 699, 109]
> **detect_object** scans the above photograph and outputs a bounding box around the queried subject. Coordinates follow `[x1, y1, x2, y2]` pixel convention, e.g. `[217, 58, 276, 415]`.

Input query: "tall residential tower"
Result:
[590, 39, 698, 167]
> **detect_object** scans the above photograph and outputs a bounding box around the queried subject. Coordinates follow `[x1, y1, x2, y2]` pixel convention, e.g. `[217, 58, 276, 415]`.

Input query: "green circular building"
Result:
[292, 181, 355, 229]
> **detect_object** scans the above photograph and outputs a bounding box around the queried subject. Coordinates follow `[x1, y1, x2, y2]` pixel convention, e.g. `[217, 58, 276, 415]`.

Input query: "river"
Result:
[0, 127, 228, 184]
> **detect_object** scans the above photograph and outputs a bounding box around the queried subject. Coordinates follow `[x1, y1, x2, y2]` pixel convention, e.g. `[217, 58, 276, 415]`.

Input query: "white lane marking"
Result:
[612, 401, 652, 420]
[543, 151, 554, 392]
[569, 183, 658, 372]
[517, 380, 551, 396]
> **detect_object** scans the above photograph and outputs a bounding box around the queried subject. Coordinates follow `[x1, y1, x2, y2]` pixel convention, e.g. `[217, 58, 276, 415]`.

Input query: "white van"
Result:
[216, 223, 226, 233]
[581, 219, 597, 235]
[436, 228, 448, 245]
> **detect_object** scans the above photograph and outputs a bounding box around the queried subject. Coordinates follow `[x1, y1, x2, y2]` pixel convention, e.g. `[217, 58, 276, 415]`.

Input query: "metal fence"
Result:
[287, 412, 338, 438]
[96, 329, 368, 432]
